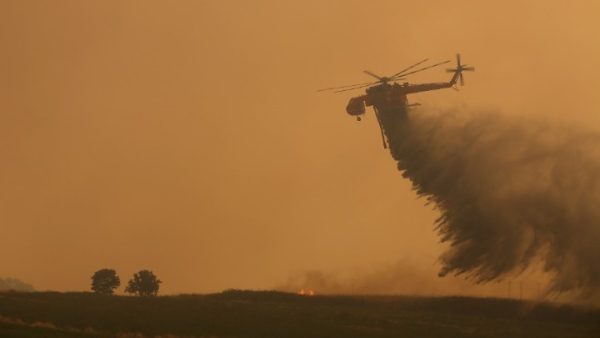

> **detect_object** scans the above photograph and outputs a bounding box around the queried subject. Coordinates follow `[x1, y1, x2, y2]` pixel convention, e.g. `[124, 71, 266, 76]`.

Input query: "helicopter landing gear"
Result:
[356, 116, 361, 121]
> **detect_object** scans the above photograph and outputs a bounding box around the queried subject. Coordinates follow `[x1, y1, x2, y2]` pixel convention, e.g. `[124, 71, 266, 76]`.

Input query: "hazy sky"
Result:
[1, 0, 600, 294]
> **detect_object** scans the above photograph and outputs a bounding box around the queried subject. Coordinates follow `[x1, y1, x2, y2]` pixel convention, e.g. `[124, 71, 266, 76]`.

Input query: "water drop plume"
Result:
[379, 108, 600, 299]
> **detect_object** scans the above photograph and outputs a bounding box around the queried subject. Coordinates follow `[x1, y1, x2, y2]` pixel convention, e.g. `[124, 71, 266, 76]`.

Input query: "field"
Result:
[0, 290, 599, 338]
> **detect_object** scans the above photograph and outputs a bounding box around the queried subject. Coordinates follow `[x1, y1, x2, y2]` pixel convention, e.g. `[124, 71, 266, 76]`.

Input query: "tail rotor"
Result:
[447, 53, 474, 86]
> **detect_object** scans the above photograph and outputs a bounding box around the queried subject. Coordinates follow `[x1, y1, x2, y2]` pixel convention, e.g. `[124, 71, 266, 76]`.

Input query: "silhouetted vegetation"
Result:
[124, 270, 161, 296]
[90, 269, 120, 295]
[0, 291, 598, 337]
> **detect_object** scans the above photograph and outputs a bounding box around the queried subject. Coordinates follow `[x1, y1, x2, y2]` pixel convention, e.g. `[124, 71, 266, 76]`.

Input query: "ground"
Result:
[0, 290, 598, 338]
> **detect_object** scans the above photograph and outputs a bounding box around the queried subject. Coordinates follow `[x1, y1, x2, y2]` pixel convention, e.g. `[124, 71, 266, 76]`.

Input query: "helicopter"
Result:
[318, 54, 474, 148]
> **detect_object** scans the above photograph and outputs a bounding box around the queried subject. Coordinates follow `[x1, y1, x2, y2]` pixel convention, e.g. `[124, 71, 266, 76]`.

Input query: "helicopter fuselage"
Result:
[345, 77, 458, 121]
[346, 83, 409, 119]
[326, 54, 473, 148]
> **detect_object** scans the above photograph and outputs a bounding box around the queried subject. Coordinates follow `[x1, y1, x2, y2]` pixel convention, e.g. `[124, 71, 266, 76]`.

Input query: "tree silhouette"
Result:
[125, 270, 162, 296]
[91, 269, 120, 295]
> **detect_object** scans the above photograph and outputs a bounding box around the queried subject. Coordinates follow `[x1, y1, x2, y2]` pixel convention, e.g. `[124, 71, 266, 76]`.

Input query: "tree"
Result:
[91, 269, 120, 295]
[125, 270, 162, 296]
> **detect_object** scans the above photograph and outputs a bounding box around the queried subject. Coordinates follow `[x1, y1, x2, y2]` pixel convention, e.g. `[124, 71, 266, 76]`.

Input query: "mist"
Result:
[377, 108, 600, 301]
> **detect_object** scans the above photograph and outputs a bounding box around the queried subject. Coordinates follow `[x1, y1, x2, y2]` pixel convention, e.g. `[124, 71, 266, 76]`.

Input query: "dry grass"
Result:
[0, 290, 599, 337]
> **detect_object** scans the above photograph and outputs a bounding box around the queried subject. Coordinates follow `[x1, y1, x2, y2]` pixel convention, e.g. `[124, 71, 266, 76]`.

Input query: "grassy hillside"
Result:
[0, 290, 599, 338]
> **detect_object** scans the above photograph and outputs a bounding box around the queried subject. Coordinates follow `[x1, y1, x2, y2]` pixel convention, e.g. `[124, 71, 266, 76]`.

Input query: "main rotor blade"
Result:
[456, 53, 461, 67]
[317, 81, 378, 92]
[391, 60, 450, 79]
[363, 70, 383, 80]
[334, 83, 374, 93]
[390, 58, 429, 78]
[462, 66, 475, 71]
[460, 73, 464, 86]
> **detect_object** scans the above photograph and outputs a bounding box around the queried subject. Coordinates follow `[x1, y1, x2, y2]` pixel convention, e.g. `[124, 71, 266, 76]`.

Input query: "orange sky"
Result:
[1, 0, 600, 294]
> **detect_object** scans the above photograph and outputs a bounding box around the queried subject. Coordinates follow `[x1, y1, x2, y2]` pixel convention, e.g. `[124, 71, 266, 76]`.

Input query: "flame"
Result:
[298, 289, 315, 296]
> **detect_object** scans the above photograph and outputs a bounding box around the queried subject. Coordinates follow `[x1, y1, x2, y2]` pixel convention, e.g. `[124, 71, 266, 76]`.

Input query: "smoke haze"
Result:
[278, 258, 536, 298]
[381, 109, 600, 300]
[0, 277, 34, 292]
[2, 1, 600, 295]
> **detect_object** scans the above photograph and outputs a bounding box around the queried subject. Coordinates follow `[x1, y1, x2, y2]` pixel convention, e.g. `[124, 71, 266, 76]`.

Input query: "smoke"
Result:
[278, 258, 525, 297]
[378, 108, 600, 300]
[0, 277, 34, 292]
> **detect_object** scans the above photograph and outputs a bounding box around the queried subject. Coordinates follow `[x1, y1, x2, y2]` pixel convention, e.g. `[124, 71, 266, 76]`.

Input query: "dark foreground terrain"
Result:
[0, 290, 598, 338]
